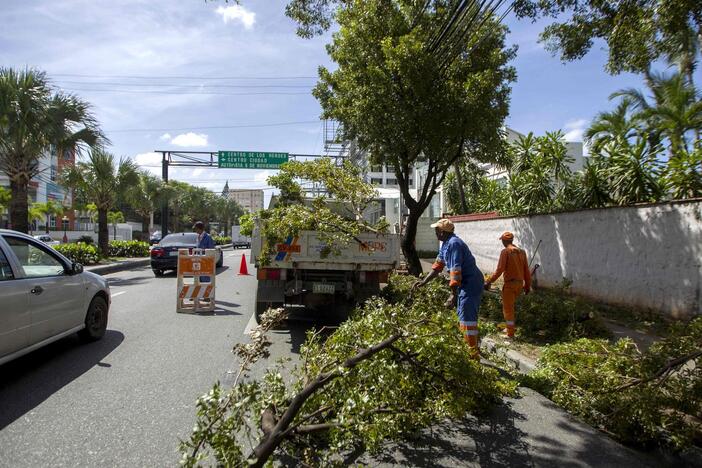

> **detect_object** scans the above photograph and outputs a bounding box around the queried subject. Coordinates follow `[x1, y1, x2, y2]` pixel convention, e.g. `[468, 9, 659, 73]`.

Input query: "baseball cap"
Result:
[430, 218, 455, 233]
[500, 231, 514, 240]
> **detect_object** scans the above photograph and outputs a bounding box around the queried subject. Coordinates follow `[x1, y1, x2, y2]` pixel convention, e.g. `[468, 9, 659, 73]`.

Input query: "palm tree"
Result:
[107, 211, 125, 241]
[585, 98, 642, 153]
[31, 200, 64, 233]
[538, 130, 574, 186]
[508, 132, 538, 175]
[612, 72, 702, 157]
[663, 147, 702, 199]
[60, 148, 138, 256]
[605, 140, 664, 205]
[0, 68, 105, 233]
[577, 155, 612, 208]
[129, 171, 164, 235]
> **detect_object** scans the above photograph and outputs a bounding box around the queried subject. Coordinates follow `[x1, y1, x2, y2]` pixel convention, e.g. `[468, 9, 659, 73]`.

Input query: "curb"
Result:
[481, 337, 536, 373]
[86, 258, 151, 276]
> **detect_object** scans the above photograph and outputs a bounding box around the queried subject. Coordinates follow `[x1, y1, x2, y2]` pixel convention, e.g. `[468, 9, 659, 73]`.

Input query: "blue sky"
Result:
[0, 0, 661, 202]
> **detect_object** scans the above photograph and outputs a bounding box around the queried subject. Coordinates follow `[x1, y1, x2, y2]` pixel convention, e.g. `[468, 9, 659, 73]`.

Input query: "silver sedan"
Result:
[0, 229, 111, 366]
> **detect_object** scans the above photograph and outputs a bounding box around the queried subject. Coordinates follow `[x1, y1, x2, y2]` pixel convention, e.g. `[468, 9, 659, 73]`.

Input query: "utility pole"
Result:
[161, 151, 169, 236]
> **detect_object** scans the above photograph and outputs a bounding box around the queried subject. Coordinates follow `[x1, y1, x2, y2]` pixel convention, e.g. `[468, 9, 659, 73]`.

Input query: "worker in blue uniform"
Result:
[412, 218, 484, 360]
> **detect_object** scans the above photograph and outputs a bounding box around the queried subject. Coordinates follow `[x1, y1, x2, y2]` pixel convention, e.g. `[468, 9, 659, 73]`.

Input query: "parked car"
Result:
[149, 230, 162, 245]
[0, 229, 111, 366]
[33, 234, 60, 246]
[150, 232, 223, 277]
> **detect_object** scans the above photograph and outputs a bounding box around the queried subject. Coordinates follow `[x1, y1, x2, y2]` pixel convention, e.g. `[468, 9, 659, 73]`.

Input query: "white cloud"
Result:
[133, 151, 160, 166]
[563, 119, 588, 142]
[215, 5, 256, 29]
[159, 133, 172, 141]
[170, 132, 209, 147]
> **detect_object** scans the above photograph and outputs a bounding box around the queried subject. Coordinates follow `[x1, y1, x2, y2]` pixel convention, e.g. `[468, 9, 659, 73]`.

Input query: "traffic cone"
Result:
[238, 253, 250, 276]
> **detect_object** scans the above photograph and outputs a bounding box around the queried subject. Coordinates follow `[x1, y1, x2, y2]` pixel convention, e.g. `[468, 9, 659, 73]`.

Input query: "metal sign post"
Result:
[176, 248, 216, 313]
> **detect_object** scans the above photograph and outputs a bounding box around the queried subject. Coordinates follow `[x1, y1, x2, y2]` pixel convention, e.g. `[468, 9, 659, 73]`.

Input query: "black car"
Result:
[150, 232, 223, 277]
[149, 230, 162, 245]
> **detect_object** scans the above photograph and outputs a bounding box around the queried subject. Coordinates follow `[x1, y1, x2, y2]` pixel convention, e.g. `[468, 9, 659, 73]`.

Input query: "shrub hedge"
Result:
[53, 243, 100, 265]
[213, 236, 231, 245]
[108, 240, 150, 257]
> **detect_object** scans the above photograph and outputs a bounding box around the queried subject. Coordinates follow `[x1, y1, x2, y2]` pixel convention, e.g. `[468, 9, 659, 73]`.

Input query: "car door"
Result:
[2, 234, 86, 345]
[0, 241, 30, 359]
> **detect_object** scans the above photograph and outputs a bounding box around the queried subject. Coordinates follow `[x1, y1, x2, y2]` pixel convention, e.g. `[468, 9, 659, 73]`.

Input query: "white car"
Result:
[33, 234, 60, 246]
[0, 229, 111, 366]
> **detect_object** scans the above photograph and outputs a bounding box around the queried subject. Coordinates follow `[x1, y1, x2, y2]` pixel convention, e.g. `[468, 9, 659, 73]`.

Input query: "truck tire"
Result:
[255, 285, 283, 324]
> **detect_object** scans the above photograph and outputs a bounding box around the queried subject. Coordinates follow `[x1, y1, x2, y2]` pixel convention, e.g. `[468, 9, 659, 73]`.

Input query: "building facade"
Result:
[0, 146, 76, 231]
[227, 189, 264, 214]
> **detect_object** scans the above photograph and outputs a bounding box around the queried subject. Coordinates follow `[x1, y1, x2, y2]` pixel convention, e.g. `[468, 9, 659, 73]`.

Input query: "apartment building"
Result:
[227, 188, 264, 213]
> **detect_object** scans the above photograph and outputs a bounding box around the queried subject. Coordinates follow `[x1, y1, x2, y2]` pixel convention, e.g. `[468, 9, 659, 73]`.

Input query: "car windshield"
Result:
[159, 233, 198, 246]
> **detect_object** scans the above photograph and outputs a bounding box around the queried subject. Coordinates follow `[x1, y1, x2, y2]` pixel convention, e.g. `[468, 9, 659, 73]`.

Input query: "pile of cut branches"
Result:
[523, 317, 702, 449]
[180, 275, 515, 467]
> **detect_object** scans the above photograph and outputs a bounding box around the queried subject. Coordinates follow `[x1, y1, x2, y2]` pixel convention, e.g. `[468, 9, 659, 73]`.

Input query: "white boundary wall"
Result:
[452, 199, 702, 318]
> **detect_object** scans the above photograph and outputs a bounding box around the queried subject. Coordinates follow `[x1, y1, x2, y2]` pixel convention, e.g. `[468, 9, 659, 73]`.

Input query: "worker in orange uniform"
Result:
[484, 232, 531, 339]
[412, 219, 484, 360]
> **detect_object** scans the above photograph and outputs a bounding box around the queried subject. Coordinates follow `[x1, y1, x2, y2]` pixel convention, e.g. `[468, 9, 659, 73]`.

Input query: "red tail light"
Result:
[151, 248, 164, 258]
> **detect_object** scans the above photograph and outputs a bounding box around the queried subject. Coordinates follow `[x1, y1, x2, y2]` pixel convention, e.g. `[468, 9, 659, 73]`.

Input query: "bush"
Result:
[213, 236, 231, 245]
[523, 318, 702, 450]
[53, 243, 100, 265]
[108, 240, 150, 257]
[76, 235, 94, 245]
[479, 281, 611, 343]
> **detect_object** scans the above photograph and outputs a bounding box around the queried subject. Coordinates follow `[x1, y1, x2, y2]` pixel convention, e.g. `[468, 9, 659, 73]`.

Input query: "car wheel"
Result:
[78, 296, 109, 342]
[153, 269, 164, 277]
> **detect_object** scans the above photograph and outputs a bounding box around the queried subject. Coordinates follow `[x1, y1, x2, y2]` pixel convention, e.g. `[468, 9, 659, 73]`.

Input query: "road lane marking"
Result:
[111, 291, 126, 298]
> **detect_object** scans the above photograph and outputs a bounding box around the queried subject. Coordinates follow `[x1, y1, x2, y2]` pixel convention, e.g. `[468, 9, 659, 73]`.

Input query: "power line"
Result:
[55, 81, 314, 89]
[57, 87, 311, 96]
[107, 120, 320, 133]
[50, 73, 317, 80]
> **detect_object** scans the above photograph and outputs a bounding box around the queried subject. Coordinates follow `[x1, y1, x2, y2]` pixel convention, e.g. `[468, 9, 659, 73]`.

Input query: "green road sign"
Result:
[218, 151, 289, 169]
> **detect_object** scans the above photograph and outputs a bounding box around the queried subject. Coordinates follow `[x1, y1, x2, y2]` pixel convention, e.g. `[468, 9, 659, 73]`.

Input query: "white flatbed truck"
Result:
[251, 228, 401, 321]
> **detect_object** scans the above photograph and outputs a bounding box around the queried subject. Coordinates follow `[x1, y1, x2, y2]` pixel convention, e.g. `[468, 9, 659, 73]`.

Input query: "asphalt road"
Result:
[0, 248, 667, 467]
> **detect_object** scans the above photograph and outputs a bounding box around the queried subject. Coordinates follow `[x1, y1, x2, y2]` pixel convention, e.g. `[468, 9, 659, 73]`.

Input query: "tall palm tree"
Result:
[60, 148, 138, 256]
[585, 98, 642, 153]
[612, 72, 702, 157]
[129, 171, 164, 235]
[0, 68, 105, 233]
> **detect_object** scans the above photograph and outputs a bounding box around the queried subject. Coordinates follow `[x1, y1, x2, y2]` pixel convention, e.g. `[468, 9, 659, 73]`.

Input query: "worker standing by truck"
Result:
[484, 231, 531, 339]
[412, 219, 484, 360]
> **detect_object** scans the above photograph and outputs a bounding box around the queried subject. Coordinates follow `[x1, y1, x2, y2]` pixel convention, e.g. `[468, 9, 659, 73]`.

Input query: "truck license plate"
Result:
[313, 283, 335, 294]
[169, 251, 179, 257]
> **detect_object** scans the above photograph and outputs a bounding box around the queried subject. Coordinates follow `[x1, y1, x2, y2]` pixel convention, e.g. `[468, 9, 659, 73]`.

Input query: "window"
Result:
[0, 248, 14, 281]
[49, 216, 56, 228]
[386, 178, 398, 186]
[50, 165, 57, 181]
[371, 165, 383, 173]
[370, 178, 383, 185]
[4, 236, 65, 278]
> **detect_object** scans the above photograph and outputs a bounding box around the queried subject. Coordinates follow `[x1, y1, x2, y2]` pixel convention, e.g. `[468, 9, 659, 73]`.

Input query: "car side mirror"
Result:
[72, 262, 84, 274]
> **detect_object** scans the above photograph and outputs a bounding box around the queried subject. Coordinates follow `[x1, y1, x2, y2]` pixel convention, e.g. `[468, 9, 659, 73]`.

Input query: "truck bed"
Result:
[252, 230, 400, 271]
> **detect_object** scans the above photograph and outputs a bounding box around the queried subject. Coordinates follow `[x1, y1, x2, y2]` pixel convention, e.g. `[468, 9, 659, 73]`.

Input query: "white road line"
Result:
[111, 291, 126, 298]
[243, 312, 257, 335]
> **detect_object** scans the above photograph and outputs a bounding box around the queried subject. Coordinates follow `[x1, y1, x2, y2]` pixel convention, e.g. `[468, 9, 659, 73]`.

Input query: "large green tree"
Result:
[297, 0, 515, 275]
[129, 171, 165, 234]
[512, 0, 702, 85]
[31, 200, 65, 234]
[0, 68, 104, 233]
[60, 148, 139, 256]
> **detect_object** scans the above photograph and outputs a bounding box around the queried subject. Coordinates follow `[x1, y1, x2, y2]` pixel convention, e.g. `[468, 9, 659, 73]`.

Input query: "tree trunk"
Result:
[149, 211, 154, 234]
[401, 207, 423, 276]
[9, 178, 29, 234]
[45, 214, 50, 234]
[453, 161, 468, 214]
[98, 208, 109, 257]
